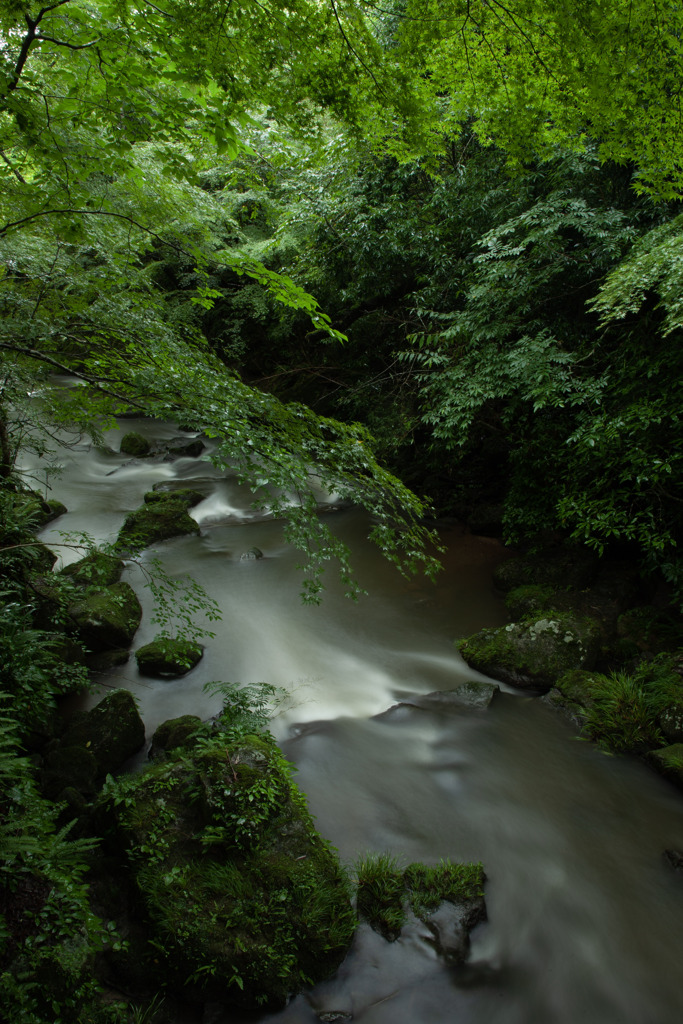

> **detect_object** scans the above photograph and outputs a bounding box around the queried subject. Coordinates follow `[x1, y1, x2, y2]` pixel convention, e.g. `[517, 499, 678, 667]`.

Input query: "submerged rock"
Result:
[395, 681, 500, 713]
[115, 489, 203, 552]
[458, 613, 601, 692]
[241, 546, 263, 560]
[101, 729, 355, 1008]
[69, 581, 142, 651]
[120, 431, 151, 457]
[166, 437, 205, 459]
[135, 637, 203, 678]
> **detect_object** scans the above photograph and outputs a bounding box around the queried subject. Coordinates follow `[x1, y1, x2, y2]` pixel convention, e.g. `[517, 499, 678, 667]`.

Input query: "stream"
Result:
[30, 411, 683, 1024]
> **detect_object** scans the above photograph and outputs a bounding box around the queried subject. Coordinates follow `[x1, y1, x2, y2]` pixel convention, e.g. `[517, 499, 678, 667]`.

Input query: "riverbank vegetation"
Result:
[2, 1, 683, 1020]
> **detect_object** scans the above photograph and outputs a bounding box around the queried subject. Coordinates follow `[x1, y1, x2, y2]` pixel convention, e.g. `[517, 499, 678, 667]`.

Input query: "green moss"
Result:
[493, 548, 596, 593]
[102, 730, 355, 1008]
[69, 581, 142, 651]
[119, 431, 151, 457]
[505, 584, 557, 619]
[115, 491, 203, 553]
[149, 715, 202, 759]
[135, 636, 203, 678]
[458, 611, 601, 691]
[61, 551, 124, 588]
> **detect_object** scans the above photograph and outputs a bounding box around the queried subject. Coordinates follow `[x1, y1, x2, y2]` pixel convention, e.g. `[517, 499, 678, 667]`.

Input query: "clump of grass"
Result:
[355, 853, 405, 940]
[583, 670, 663, 753]
[404, 860, 485, 920]
[355, 854, 485, 941]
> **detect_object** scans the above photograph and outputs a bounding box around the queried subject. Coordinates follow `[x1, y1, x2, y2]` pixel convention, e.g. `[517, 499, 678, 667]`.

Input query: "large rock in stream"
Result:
[100, 726, 356, 1009]
[458, 612, 601, 692]
[68, 581, 142, 651]
[115, 489, 203, 553]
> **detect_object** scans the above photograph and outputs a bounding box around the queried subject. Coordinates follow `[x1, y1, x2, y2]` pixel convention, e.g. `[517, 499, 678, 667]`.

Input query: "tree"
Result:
[0, 1, 441, 598]
[387, 0, 683, 200]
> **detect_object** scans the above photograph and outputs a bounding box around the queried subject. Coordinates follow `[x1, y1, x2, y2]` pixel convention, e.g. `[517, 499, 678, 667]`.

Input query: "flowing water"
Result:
[30, 411, 683, 1024]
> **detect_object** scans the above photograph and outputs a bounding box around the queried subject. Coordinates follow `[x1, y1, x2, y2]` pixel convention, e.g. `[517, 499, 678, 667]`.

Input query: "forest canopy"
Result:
[0, 0, 682, 595]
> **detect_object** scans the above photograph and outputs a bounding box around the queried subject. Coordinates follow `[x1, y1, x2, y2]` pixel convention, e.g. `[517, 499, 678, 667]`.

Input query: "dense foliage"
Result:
[2, 1, 683, 1020]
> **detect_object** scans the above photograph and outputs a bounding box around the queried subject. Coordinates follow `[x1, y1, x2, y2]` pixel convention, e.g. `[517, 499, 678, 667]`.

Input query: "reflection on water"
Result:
[27, 415, 683, 1024]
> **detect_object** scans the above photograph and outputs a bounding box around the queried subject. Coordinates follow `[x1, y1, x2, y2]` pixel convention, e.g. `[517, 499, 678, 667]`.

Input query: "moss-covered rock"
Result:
[61, 551, 124, 588]
[69, 581, 142, 651]
[505, 584, 557, 619]
[148, 715, 202, 759]
[61, 689, 145, 777]
[458, 612, 601, 692]
[120, 432, 151, 457]
[135, 637, 203, 678]
[101, 731, 355, 1008]
[492, 547, 597, 593]
[115, 490, 203, 553]
[647, 744, 683, 790]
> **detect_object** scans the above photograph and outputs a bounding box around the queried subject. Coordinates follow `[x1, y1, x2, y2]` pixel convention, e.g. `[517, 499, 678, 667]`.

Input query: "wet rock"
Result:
[148, 714, 202, 759]
[318, 1014, 353, 1023]
[647, 744, 683, 790]
[135, 637, 203, 678]
[398, 681, 500, 713]
[69, 581, 142, 651]
[86, 648, 130, 672]
[101, 730, 355, 1008]
[166, 437, 205, 458]
[61, 551, 124, 588]
[119, 431, 151, 457]
[115, 489, 203, 553]
[458, 613, 601, 693]
[241, 546, 263, 560]
[425, 896, 487, 964]
[60, 688, 145, 777]
[543, 669, 609, 724]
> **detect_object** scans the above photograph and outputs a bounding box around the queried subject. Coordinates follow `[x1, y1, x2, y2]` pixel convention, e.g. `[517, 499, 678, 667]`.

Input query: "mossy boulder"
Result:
[102, 731, 355, 1008]
[61, 551, 124, 588]
[505, 584, 558, 619]
[135, 637, 203, 678]
[120, 432, 151, 457]
[543, 669, 610, 725]
[492, 547, 597, 593]
[61, 689, 145, 777]
[69, 581, 142, 651]
[148, 715, 202, 759]
[647, 744, 683, 790]
[458, 612, 601, 692]
[115, 490, 203, 553]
